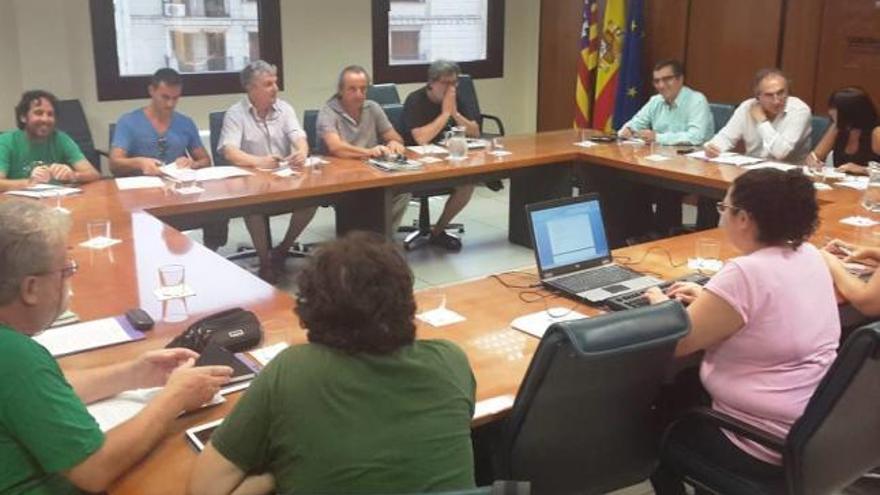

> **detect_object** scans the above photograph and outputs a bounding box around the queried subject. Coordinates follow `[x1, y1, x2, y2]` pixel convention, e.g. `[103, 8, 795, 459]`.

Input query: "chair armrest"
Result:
[481, 114, 506, 136]
[665, 407, 786, 453]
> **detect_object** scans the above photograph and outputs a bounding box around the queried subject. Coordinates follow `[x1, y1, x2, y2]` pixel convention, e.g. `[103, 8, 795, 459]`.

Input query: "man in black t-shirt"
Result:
[402, 60, 478, 251]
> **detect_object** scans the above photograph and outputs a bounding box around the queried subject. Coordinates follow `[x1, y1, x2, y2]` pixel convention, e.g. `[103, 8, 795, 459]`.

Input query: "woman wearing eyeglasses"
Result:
[806, 87, 880, 175]
[646, 169, 840, 493]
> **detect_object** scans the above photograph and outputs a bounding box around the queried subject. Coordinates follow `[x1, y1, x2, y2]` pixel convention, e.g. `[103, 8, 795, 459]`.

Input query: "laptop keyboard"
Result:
[555, 265, 636, 292]
[605, 273, 711, 311]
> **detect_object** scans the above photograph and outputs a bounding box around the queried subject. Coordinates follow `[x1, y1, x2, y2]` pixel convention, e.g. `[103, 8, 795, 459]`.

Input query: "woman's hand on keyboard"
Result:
[666, 282, 703, 305]
[644, 287, 669, 304]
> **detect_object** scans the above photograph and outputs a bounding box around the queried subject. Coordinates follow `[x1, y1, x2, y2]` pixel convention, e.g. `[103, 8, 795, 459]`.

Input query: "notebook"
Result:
[525, 194, 661, 303]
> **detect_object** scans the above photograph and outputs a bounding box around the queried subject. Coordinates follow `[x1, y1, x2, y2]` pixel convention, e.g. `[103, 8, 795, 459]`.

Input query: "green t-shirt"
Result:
[0, 325, 104, 495]
[0, 129, 86, 180]
[212, 339, 477, 494]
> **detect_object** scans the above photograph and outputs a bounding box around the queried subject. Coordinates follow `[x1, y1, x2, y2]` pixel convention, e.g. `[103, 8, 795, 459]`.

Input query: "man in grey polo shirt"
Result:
[218, 60, 316, 283]
[317, 65, 411, 231]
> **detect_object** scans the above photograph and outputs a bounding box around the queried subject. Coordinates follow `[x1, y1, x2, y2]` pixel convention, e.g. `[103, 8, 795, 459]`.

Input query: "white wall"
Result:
[0, 0, 539, 152]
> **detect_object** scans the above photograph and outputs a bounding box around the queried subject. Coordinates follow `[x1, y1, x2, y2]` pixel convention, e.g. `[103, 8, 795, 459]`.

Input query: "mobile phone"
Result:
[125, 308, 154, 331]
[676, 148, 696, 155]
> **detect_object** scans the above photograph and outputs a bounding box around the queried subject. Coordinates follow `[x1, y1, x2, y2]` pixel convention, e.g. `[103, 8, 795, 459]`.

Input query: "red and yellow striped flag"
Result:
[593, 0, 627, 132]
[574, 0, 599, 128]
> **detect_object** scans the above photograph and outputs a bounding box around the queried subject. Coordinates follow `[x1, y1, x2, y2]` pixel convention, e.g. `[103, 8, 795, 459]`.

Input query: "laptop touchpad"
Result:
[604, 284, 630, 293]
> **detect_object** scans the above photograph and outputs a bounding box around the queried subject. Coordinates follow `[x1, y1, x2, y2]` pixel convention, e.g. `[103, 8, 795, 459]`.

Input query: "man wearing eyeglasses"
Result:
[705, 68, 812, 163]
[618, 59, 714, 236]
[0, 199, 233, 494]
[0, 90, 100, 192]
[109, 68, 210, 177]
[402, 59, 479, 251]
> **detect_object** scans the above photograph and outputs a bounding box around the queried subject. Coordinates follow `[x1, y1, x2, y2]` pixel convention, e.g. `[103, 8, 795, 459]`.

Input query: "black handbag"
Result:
[165, 307, 262, 353]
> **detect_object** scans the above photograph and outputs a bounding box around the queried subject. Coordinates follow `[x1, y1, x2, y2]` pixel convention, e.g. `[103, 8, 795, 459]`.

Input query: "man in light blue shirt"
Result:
[619, 60, 713, 145]
[619, 60, 713, 235]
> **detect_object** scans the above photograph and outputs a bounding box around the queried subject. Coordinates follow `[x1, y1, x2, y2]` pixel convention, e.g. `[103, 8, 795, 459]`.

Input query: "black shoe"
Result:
[485, 180, 504, 192]
[430, 231, 463, 251]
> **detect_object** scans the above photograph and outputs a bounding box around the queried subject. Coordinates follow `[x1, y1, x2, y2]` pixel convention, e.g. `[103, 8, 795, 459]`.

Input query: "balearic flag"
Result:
[574, 0, 599, 129]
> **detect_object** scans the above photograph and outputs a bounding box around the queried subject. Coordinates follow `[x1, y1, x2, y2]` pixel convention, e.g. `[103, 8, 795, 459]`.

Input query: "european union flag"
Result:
[612, 0, 645, 129]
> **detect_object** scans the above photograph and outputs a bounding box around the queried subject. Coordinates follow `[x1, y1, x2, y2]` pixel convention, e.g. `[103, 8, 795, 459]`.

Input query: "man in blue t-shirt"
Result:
[110, 68, 227, 249]
[109, 68, 210, 176]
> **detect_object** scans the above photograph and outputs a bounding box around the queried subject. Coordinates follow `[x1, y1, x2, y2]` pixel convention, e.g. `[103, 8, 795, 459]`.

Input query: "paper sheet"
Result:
[418, 156, 444, 164]
[304, 156, 329, 167]
[273, 168, 300, 178]
[644, 154, 671, 162]
[840, 216, 879, 227]
[687, 258, 724, 273]
[161, 164, 252, 182]
[488, 150, 513, 157]
[5, 186, 81, 199]
[115, 177, 165, 190]
[686, 150, 764, 166]
[416, 307, 466, 327]
[33, 317, 142, 357]
[407, 144, 448, 155]
[248, 342, 290, 367]
[88, 388, 225, 432]
[79, 237, 122, 249]
[837, 178, 869, 191]
[742, 161, 798, 171]
[153, 284, 196, 301]
[510, 308, 588, 339]
[473, 395, 516, 419]
[573, 140, 597, 148]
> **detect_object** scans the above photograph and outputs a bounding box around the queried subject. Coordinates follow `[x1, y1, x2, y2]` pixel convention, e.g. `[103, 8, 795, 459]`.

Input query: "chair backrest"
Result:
[498, 301, 690, 495]
[208, 111, 231, 166]
[303, 109, 319, 152]
[382, 103, 405, 136]
[810, 115, 831, 147]
[108, 122, 117, 147]
[709, 102, 735, 134]
[367, 83, 401, 105]
[456, 74, 482, 128]
[55, 99, 100, 168]
[785, 323, 880, 495]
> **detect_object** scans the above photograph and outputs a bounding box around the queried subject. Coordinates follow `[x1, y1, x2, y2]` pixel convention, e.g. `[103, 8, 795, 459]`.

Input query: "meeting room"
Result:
[2, 0, 880, 494]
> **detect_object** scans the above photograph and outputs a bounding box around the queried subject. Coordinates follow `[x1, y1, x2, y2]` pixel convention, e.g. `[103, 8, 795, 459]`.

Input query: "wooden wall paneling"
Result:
[537, 0, 585, 131]
[780, 0, 825, 110]
[813, 0, 880, 115]
[684, 0, 784, 105]
[643, 0, 690, 88]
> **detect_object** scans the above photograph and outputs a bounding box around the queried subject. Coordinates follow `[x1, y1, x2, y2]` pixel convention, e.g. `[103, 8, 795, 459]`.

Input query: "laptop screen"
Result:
[528, 195, 610, 273]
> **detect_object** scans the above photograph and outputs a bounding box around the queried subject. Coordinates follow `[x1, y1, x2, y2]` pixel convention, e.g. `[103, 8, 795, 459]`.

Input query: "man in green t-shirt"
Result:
[0, 90, 101, 192]
[0, 199, 234, 494]
[190, 232, 476, 495]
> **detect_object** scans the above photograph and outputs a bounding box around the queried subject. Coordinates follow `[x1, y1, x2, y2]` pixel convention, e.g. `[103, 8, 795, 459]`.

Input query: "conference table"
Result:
[42, 129, 873, 494]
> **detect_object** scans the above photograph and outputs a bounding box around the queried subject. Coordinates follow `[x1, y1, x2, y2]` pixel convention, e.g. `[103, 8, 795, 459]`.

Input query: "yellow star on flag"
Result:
[627, 87, 638, 98]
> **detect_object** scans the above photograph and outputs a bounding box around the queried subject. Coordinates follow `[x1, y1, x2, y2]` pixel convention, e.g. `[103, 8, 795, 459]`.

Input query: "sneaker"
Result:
[430, 231, 463, 251]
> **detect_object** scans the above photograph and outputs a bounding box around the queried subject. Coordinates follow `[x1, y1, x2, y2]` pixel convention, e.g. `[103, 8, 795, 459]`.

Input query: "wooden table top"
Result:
[29, 129, 874, 494]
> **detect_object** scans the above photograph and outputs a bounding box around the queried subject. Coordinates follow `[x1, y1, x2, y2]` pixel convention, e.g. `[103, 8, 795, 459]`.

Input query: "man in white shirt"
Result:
[706, 68, 812, 163]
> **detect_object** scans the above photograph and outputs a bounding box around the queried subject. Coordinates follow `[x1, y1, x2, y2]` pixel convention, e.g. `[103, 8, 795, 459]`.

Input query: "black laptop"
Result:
[525, 194, 661, 303]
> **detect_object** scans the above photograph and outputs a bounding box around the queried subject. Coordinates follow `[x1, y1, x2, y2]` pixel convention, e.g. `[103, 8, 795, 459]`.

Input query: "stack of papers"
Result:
[368, 158, 424, 173]
[88, 387, 225, 432]
[5, 184, 81, 199]
[837, 177, 869, 191]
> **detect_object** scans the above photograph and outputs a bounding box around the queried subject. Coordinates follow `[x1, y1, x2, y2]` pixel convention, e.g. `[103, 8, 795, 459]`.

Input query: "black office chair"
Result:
[367, 83, 401, 105]
[811, 115, 831, 146]
[302, 109, 319, 152]
[457, 74, 505, 137]
[709, 103, 735, 134]
[56, 99, 108, 175]
[294, 481, 529, 495]
[208, 110, 307, 262]
[496, 301, 690, 495]
[660, 322, 880, 495]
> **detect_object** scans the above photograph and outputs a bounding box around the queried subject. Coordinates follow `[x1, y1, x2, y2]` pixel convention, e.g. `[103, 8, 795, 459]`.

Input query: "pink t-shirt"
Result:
[701, 243, 840, 465]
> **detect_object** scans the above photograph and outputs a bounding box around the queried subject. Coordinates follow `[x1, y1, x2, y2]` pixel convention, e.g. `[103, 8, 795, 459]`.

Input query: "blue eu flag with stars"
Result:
[612, 0, 645, 130]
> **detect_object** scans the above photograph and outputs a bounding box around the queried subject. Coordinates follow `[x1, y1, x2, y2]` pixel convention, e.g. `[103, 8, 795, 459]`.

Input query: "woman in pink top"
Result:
[647, 168, 840, 494]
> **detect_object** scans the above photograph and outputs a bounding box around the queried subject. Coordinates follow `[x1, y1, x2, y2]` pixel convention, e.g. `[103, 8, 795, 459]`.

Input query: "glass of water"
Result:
[861, 161, 880, 214]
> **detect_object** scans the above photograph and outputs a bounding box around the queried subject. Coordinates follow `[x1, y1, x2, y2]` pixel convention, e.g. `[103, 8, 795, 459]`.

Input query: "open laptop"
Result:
[526, 193, 661, 303]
